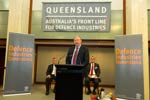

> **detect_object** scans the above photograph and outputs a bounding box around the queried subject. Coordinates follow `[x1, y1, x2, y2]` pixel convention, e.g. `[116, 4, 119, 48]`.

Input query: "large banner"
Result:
[42, 2, 111, 32]
[115, 34, 144, 100]
[4, 32, 34, 95]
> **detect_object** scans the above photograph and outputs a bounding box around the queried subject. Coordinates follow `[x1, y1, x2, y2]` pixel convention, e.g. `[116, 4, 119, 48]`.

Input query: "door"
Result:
[0, 47, 5, 85]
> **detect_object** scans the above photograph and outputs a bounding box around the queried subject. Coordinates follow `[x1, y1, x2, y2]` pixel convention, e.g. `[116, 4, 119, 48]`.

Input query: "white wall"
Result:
[148, 0, 150, 9]
[36, 46, 68, 82]
[32, 0, 150, 10]
[1, 0, 149, 11]
[32, 0, 123, 10]
[0, 0, 9, 10]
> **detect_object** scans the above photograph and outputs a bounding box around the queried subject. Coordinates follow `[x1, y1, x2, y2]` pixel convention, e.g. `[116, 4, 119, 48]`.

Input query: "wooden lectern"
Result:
[55, 64, 84, 100]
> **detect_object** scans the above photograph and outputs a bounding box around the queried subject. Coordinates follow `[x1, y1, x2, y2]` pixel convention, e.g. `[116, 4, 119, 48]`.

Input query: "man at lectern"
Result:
[84, 56, 101, 95]
[66, 35, 89, 67]
[45, 57, 57, 95]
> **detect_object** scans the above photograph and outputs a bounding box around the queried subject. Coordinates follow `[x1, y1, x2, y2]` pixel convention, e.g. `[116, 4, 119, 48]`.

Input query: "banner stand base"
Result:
[3, 93, 31, 97]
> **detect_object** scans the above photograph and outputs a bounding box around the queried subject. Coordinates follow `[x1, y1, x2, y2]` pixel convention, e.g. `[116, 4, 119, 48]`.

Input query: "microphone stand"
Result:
[58, 55, 65, 64]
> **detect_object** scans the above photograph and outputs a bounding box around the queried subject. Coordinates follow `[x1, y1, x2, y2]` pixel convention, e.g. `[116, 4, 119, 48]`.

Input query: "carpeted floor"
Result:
[0, 84, 114, 100]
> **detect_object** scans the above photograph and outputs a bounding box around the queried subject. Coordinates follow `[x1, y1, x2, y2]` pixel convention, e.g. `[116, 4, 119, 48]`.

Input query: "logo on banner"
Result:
[24, 86, 29, 92]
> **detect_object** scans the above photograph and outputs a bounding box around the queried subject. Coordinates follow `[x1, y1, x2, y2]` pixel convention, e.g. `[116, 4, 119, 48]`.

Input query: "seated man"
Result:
[45, 57, 57, 95]
[84, 56, 101, 95]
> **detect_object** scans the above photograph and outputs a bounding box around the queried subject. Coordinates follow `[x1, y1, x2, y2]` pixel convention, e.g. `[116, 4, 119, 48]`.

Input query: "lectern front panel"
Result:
[55, 64, 84, 100]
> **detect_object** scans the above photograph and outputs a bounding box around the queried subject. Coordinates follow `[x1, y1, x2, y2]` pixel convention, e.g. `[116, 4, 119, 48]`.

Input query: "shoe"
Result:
[86, 90, 91, 95]
[92, 91, 96, 95]
[45, 91, 49, 95]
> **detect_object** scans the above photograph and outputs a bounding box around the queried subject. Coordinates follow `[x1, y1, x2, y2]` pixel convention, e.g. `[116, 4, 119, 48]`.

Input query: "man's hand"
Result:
[88, 74, 97, 78]
[46, 75, 51, 78]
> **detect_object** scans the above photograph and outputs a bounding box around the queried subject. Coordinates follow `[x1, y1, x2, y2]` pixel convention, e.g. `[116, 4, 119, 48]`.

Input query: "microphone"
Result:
[58, 55, 65, 64]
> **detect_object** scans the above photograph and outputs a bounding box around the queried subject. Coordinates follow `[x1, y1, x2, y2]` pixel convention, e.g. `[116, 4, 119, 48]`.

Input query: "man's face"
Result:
[74, 36, 82, 46]
[90, 57, 95, 63]
[52, 58, 57, 64]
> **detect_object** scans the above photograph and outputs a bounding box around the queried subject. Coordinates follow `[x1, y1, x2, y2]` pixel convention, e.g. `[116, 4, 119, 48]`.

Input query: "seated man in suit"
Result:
[45, 57, 57, 95]
[84, 56, 101, 95]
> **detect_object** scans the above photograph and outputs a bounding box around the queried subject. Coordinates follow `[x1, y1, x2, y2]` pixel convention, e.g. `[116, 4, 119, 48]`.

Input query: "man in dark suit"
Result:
[45, 57, 57, 95]
[66, 35, 89, 66]
[84, 56, 101, 95]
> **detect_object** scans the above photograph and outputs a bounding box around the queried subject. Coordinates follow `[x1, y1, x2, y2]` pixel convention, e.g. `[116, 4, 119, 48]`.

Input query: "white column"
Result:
[126, 0, 149, 99]
[7, 0, 30, 34]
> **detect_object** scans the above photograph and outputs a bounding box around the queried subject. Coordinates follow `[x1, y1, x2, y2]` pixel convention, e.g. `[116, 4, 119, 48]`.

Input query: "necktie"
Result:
[72, 47, 78, 64]
[90, 63, 94, 75]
